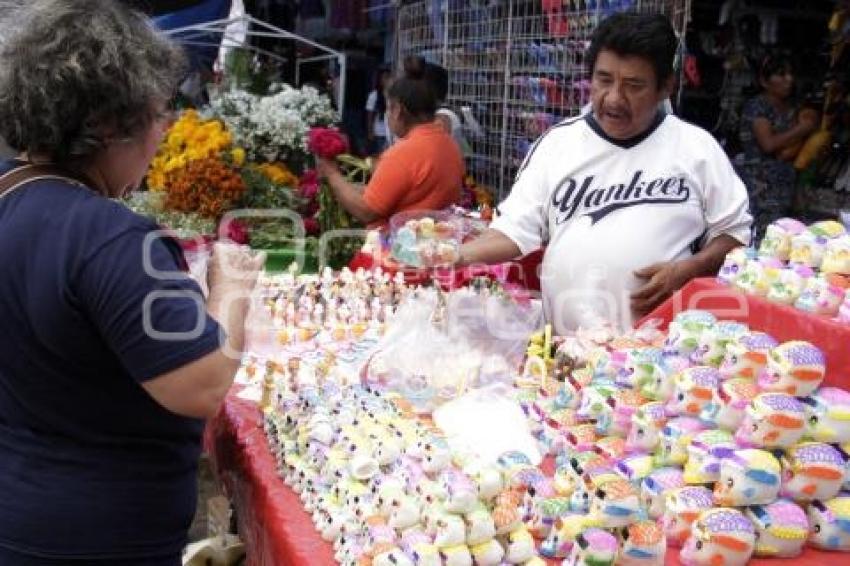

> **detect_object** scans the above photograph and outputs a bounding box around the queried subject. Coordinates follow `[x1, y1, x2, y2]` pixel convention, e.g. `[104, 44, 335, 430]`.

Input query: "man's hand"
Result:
[631, 259, 695, 318]
[207, 242, 265, 312]
[315, 157, 339, 180]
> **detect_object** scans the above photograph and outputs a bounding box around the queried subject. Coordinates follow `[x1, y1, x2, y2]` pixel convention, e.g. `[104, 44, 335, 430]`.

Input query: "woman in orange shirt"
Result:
[316, 65, 465, 229]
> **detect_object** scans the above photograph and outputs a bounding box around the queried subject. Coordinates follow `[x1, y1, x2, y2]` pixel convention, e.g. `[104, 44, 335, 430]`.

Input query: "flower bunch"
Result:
[255, 162, 298, 187]
[307, 127, 349, 159]
[162, 157, 246, 219]
[147, 110, 233, 190]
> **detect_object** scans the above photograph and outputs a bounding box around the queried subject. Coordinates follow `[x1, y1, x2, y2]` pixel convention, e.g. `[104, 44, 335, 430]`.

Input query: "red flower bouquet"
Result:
[307, 127, 349, 159]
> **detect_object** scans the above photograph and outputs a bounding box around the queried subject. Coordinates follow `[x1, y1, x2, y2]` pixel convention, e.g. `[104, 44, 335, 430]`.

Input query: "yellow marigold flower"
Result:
[231, 147, 246, 167]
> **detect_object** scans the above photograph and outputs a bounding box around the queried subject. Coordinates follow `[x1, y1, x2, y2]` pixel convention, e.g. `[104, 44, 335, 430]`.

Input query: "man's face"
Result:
[590, 49, 671, 140]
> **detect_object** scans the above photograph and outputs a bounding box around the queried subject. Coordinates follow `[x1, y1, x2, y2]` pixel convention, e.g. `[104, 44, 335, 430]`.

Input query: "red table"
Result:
[208, 278, 845, 565]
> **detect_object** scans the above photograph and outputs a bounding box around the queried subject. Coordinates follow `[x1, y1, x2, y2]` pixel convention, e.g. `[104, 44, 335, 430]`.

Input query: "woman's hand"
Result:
[207, 242, 265, 314]
[316, 157, 340, 180]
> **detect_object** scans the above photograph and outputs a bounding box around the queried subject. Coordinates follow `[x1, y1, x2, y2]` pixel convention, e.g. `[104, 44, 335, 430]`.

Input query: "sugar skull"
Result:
[617, 520, 666, 566]
[626, 401, 668, 453]
[809, 219, 848, 239]
[501, 526, 535, 564]
[795, 275, 846, 316]
[780, 442, 845, 502]
[718, 247, 756, 285]
[436, 544, 473, 566]
[701, 378, 759, 432]
[577, 383, 616, 428]
[433, 513, 466, 548]
[387, 492, 421, 531]
[667, 367, 720, 418]
[608, 389, 648, 438]
[734, 257, 783, 297]
[468, 539, 504, 566]
[662, 486, 715, 547]
[735, 393, 806, 449]
[766, 265, 813, 305]
[719, 331, 778, 381]
[373, 546, 416, 566]
[641, 467, 685, 520]
[664, 310, 717, 357]
[691, 322, 749, 368]
[541, 513, 588, 558]
[468, 464, 503, 501]
[463, 503, 496, 546]
[493, 486, 525, 535]
[401, 537, 442, 566]
[745, 500, 808, 558]
[655, 416, 706, 467]
[680, 508, 755, 566]
[421, 438, 451, 476]
[441, 469, 477, 515]
[759, 218, 806, 261]
[683, 429, 735, 485]
[790, 229, 830, 268]
[589, 349, 628, 382]
[617, 348, 665, 390]
[806, 496, 850, 551]
[759, 341, 826, 398]
[527, 496, 570, 539]
[587, 478, 641, 528]
[714, 449, 781, 506]
[566, 423, 600, 452]
[616, 453, 656, 485]
[802, 386, 850, 444]
[564, 528, 618, 566]
[593, 436, 627, 463]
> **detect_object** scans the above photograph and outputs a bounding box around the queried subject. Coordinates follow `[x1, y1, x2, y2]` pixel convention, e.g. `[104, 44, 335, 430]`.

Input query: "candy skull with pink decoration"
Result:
[626, 401, 668, 454]
[766, 264, 814, 305]
[780, 441, 845, 503]
[617, 520, 666, 566]
[641, 467, 685, 520]
[691, 321, 749, 368]
[735, 393, 806, 449]
[758, 340, 825, 397]
[682, 429, 735, 485]
[541, 513, 589, 559]
[806, 496, 850, 551]
[564, 528, 619, 566]
[700, 378, 759, 432]
[795, 274, 846, 316]
[616, 453, 656, 485]
[662, 486, 715, 547]
[655, 416, 706, 467]
[663, 310, 716, 357]
[734, 257, 783, 297]
[822, 234, 850, 275]
[719, 331, 778, 381]
[680, 508, 756, 566]
[718, 247, 756, 285]
[666, 367, 720, 418]
[586, 478, 641, 529]
[759, 218, 807, 261]
[714, 449, 781, 506]
[802, 386, 850, 444]
[745, 500, 808, 558]
[607, 389, 647, 438]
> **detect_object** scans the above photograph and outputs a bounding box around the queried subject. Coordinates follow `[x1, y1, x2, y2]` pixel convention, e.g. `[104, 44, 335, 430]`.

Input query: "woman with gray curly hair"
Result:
[0, 1, 263, 564]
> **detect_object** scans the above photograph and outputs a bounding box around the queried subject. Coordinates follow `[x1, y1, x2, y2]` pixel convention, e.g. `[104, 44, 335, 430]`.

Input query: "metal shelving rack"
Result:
[397, 0, 690, 200]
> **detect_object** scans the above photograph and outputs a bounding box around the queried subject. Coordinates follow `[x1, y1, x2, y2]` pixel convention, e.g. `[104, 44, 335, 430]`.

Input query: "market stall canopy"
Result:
[124, 0, 224, 17]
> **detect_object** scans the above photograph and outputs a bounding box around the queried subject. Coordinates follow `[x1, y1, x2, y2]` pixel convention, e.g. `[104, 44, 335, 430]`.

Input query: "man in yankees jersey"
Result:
[456, 12, 751, 332]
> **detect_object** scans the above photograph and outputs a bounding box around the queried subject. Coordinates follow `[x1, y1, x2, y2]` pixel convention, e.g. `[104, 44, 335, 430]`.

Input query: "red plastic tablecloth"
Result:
[641, 277, 850, 388]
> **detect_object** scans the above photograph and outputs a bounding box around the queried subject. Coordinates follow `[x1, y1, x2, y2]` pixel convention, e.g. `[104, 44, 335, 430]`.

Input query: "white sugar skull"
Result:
[745, 501, 808, 558]
[713, 449, 781, 507]
[806, 496, 850, 551]
[680, 508, 755, 566]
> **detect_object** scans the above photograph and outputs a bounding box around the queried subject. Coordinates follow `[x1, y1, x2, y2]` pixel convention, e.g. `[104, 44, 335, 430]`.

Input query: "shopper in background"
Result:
[365, 65, 392, 156]
[316, 60, 464, 229]
[0, 1, 262, 564]
[739, 55, 818, 237]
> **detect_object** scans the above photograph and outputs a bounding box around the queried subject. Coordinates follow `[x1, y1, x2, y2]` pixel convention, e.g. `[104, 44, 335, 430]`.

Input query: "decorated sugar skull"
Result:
[795, 274, 846, 316]
[759, 341, 826, 397]
[566, 423, 600, 452]
[734, 257, 783, 297]
[719, 331, 778, 381]
[735, 393, 806, 449]
[759, 218, 806, 261]
[680, 508, 755, 566]
[387, 492, 421, 531]
[821, 234, 850, 275]
[802, 386, 850, 443]
[373, 546, 416, 566]
[664, 310, 717, 357]
[593, 436, 627, 463]
[502, 526, 535, 563]
[626, 401, 668, 453]
[683, 429, 735, 485]
[655, 417, 706, 467]
[617, 348, 664, 390]
[662, 486, 714, 547]
[790, 223, 844, 269]
[589, 349, 628, 381]
[608, 389, 647, 438]
[433, 513, 466, 548]
[780, 442, 845, 502]
[617, 520, 666, 566]
[440, 469, 477, 515]
[493, 486, 525, 535]
[468, 539, 504, 566]
[807, 496, 850, 550]
[587, 478, 640, 528]
[616, 453, 656, 485]
[745, 500, 808, 558]
[436, 544, 473, 566]
[421, 438, 451, 476]
[576, 383, 616, 428]
[463, 503, 496, 546]
[718, 247, 755, 285]
[667, 367, 720, 418]
[564, 528, 618, 566]
[468, 463, 503, 501]
[691, 321, 749, 367]
[766, 264, 813, 305]
[701, 378, 758, 432]
[641, 467, 685, 520]
[541, 513, 588, 558]
[714, 449, 781, 506]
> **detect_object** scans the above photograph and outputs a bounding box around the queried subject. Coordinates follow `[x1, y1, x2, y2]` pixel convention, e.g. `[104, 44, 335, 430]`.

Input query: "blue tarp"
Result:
[153, 0, 232, 71]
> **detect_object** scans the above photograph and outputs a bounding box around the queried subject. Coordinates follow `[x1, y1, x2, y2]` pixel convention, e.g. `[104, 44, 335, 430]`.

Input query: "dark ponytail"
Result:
[388, 57, 437, 122]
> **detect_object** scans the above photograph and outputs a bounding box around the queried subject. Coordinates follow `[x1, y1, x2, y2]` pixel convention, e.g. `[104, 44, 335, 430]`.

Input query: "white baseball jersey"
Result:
[491, 112, 752, 333]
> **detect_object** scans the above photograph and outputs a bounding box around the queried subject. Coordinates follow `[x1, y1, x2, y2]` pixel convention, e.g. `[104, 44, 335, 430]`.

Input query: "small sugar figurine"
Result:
[680, 508, 755, 566]
[662, 486, 715, 547]
[780, 442, 846, 503]
[806, 496, 850, 551]
[718, 331, 778, 381]
[617, 520, 666, 566]
[745, 500, 808, 558]
[713, 449, 781, 506]
[564, 528, 618, 566]
[803, 386, 850, 444]
[734, 393, 806, 449]
[700, 378, 759, 432]
[641, 467, 685, 520]
[758, 340, 825, 398]
[759, 218, 806, 261]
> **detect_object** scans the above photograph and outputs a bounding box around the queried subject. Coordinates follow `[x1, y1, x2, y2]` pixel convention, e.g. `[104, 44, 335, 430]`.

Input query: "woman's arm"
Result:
[752, 112, 817, 155]
[316, 158, 381, 224]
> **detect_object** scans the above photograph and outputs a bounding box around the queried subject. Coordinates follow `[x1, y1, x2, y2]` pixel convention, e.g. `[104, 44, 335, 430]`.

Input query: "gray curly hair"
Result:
[0, 0, 187, 165]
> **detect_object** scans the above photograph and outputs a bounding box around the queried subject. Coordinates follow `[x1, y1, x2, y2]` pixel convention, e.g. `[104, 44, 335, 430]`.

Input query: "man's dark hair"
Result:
[586, 12, 678, 89]
[388, 57, 438, 121]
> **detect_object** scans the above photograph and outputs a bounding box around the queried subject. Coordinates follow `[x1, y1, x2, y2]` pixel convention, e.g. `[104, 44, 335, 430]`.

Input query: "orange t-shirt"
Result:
[363, 122, 464, 228]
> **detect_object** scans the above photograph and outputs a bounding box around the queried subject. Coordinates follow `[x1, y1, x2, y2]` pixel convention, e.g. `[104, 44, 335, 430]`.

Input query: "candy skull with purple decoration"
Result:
[734, 393, 806, 449]
[540, 513, 588, 559]
[683, 429, 735, 485]
[564, 528, 619, 566]
[641, 467, 685, 520]
[626, 401, 668, 454]
[586, 479, 641, 529]
[759, 218, 806, 261]
[691, 321, 749, 368]
[718, 247, 756, 285]
[802, 386, 850, 444]
[662, 486, 715, 547]
[655, 416, 706, 467]
[719, 331, 778, 381]
[758, 340, 825, 397]
[745, 500, 808, 558]
[794, 274, 846, 316]
[822, 234, 850, 275]
[700, 378, 759, 432]
[806, 496, 850, 551]
[733, 257, 783, 297]
[663, 310, 716, 358]
[766, 264, 814, 305]
[680, 508, 756, 566]
[617, 348, 664, 390]
[713, 449, 781, 506]
[780, 442, 846, 502]
[666, 367, 720, 419]
[607, 388, 647, 438]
